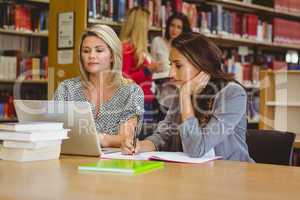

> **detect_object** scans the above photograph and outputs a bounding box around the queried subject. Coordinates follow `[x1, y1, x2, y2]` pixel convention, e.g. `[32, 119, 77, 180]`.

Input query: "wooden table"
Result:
[1, 156, 300, 200]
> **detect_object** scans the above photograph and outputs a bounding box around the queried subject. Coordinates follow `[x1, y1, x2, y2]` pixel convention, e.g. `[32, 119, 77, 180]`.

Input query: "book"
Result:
[0, 144, 61, 162]
[0, 122, 64, 131]
[0, 129, 69, 141]
[78, 159, 164, 174]
[3, 140, 62, 149]
[101, 151, 221, 164]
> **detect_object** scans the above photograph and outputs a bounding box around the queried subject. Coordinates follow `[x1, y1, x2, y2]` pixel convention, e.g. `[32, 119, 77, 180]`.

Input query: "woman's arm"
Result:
[179, 84, 247, 157]
[100, 117, 137, 148]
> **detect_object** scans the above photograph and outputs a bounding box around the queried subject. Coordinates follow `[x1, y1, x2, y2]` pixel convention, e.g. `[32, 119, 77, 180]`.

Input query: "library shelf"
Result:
[0, 28, 48, 37]
[266, 101, 300, 107]
[263, 70, 300, 74]
[88, 18, 162, 32]
[207, 0, 300, 19]
[0, 117, 18, 123]
[200, 32, 300, 51]
[27, 0, 49, 3]
[0, 79, 48, 84]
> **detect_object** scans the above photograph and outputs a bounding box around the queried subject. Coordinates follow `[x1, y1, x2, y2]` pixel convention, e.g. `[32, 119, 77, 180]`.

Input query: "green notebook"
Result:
[78, 159, 164, 174]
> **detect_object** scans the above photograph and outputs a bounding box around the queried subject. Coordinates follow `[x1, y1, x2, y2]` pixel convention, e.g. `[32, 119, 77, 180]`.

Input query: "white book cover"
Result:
[3, 140, 62, 149]
[0, 129, 69, 142]
[0, 145, 61, 162]
[0, 121, 64, 131]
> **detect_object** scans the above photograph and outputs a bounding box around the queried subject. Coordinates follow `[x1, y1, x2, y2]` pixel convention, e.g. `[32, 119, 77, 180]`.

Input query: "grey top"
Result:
[146, 82, 254, 162]
[54, 77, 144, 134]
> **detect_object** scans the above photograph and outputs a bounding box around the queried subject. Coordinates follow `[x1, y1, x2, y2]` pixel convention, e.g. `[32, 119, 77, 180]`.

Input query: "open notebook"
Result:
[101, 150, 221, 164]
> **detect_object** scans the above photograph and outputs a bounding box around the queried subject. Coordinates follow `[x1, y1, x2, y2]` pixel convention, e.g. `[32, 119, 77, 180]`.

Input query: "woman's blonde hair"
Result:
[79, 24, 131, 87]
[120, 7, 150, 67]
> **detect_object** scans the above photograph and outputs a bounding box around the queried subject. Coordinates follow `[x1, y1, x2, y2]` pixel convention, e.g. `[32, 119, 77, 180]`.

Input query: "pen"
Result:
[132, 126, 137, 155]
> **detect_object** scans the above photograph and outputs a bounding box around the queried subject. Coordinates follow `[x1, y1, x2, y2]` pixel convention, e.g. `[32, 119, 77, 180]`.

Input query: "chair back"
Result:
[246, 129, 296, 165]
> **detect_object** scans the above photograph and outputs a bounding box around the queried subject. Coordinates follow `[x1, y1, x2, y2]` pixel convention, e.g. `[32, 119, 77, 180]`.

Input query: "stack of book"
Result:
[0, 122, 69, 162]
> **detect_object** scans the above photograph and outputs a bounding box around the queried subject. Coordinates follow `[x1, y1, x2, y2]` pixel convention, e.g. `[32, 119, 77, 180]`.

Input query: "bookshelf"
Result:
[0, 0, 49, 122]
[185, 0, 300, 51]
[88, 18, 163, 32]
[260, 70, 300, 134]
[181, 0, 300, 127]
[28, 0, 49, 3]
[206, 0, 300, 19]
[0, 79, 48, 84]
[201, 32, 300, 51]
[0, 28, 48, 37]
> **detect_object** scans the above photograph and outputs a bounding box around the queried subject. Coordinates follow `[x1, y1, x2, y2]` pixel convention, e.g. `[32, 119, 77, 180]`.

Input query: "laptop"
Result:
[14, 100, 102, 156]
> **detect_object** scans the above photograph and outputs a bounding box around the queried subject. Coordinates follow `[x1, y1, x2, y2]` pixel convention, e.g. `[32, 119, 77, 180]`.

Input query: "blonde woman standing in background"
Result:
[54, 25, 144, 148]
[151, 12, 192, 113]
[120, 7, 161, 138]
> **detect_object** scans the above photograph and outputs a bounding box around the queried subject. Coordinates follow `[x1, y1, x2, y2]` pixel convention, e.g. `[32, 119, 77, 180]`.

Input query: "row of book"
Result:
[222, 48, 259, 86]
[273, 0, 300, 13]
[0, 34, 47, 56]
[0, 2, 49, 32]
[88, 0, 163, 28]
[224, 60, 260, 88]
[273, 18, 300, 45]
[0, 122, 69, 162]
[198, 6, 273, 42]
[181, 2, 300, 44]
[88, 0, 300, 46]
[0, 55, 48, 81]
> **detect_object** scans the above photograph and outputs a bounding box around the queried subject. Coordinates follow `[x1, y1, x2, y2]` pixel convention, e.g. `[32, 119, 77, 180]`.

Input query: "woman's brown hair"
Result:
[171, 32, 238, 126]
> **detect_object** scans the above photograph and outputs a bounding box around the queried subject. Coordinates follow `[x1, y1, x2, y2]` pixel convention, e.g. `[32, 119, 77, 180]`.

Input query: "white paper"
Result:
[101, 150, 221, 164]
[57, 50, 73, 64]
[58, 12, 74, 49]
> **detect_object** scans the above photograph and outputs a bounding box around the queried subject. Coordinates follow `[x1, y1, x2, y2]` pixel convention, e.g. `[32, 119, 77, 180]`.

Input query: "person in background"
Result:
[120, 7, 161, 138]
[151, 12, 192, 118]
[54, 25, 144, 148]
[122, 32, 254, 162]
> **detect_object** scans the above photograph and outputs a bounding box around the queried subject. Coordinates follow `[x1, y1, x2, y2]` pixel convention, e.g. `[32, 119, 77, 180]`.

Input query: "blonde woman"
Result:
[54, 25, 144, 148]
[120, 7, 161, 138]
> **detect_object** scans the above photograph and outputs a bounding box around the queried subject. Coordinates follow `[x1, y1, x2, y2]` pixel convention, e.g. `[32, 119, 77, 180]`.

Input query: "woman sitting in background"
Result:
[54, 25, 144, 148]
[122, 32, 254, 162]
[151, 12, 192, 78]
[151, 12, 192, 120]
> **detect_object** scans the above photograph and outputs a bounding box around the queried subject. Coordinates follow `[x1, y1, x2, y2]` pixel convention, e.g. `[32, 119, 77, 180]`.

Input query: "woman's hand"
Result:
[119, 117, 137, 154]
[121, 140, 156, 155]
[99, 133, 124, 148]
[121, 136, 139, 155]
[147, 61, 164, 73]
[179, 72, 210, 121]
[180, 71, 210, 96]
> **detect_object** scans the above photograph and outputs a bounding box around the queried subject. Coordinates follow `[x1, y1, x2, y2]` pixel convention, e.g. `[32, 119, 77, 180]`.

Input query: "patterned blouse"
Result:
[54, 77, 144, 134]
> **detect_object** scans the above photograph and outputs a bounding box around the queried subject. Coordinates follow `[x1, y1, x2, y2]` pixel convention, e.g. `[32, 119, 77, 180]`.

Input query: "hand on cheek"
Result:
[181, 72, 210, 96]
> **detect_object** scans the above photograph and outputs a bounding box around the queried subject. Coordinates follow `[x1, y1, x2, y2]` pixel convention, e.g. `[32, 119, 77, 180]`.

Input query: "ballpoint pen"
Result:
[132, 126, 137, 155]
[132, 115, 140, 155]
